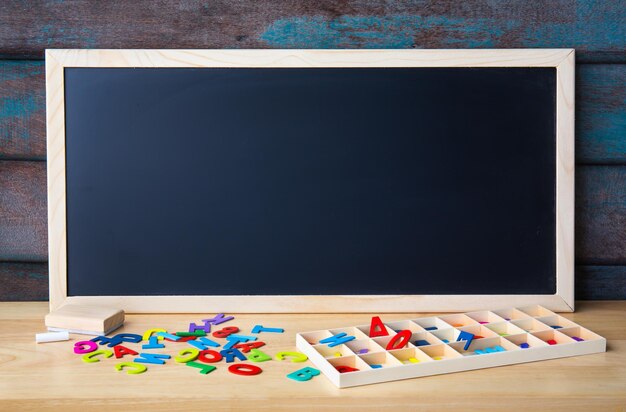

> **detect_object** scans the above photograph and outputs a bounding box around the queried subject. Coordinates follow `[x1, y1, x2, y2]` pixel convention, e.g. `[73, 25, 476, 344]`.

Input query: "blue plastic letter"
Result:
[134, 353, 171, 365]
[319, 333, 355, 348]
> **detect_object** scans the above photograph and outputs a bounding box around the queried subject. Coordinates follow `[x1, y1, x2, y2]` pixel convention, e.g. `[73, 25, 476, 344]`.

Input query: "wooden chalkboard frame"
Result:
[46, 49, 575, 313]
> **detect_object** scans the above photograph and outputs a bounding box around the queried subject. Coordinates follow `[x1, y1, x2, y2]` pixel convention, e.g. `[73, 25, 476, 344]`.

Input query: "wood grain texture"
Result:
[0, 301, 624, 410]
[576, 65, 626, 164]
[0, 161, 47, 261]
[0, 0, 624, 62]
[0, 262, 47, 301]
[576, 166, 626, 264]
[0, 1, 624, 303]
[0, 61, 45, 160]
[2, 61, 624, 162]
[576, 266, 626, 300]
[555, 50, 575, 308]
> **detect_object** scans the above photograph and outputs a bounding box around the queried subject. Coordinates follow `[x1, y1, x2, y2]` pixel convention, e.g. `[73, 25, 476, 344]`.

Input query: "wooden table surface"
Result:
[0, 301, 624, 411]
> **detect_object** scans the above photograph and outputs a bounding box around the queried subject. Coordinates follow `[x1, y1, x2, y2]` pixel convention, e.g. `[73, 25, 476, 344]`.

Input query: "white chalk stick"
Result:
[36, 331, 69, 343]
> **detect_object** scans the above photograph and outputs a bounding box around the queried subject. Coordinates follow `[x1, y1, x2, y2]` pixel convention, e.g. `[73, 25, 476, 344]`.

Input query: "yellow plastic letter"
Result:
[142, 328, 167, 342]
[175, 348, 200, 363]
[275, 351, 308, 363]
[82, 349, 113, 363]
[115, 362, 147, 374]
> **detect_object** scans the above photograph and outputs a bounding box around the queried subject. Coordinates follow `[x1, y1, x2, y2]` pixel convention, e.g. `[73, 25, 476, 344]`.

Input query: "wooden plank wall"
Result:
[0, 1, 624, 300]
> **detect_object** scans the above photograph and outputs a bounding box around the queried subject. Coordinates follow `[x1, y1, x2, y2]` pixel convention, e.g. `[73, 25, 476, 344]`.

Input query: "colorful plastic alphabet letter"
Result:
[247, 348, 272, 362]
[203, 313, 234, 326]
[319, 333, 355, 348]
[220, 348, 247, 363]
[456, 331, 475, 351]
[251, 325, 284, 334]
[113, 345, 139, 359]
[188, 321, 212, 334]
[275, 351, 308, 363]
[74, 340, 98, 354]
[197, 350, 223, 363]
[335, 365, 359, 373]
[90, 335, 112, 346]
[142, 328, 167, 342]
[233, 341, 266, 353]
[134, 353, 171, 365]
[105, 333, 142, 348]
[228, 363, 262, 376]
[82, 349, 113, 363]
[175, 348, 200, 363]
[155, 332, 181, 341]
[176, 331, 206, 337]
[222, 334, 257, 350]
[369, 316, 389, 337]
[187, 337, 221, 350]
[115, 362, 147, 374]
[287, 367, 320, 382]
[386, 330, 411, 350]
[186, 361, 217, 375]
[212, 326, 240, 338]
[142, 336, 165, 349]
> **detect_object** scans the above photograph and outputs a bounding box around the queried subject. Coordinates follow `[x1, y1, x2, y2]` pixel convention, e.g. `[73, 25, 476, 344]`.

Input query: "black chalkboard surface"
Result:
[64, 67, 556, 296]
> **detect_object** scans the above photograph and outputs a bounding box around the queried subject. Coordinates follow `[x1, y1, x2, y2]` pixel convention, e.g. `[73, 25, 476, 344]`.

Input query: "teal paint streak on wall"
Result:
[0, 61, 44, 144]
[0, 94, 38, 120]
[260, 15, 515, 48]
[577, 65, 626, 163]
[260, 8, 625, 50]
[0, 94, 41, 141]
[578, 111, 626, 164]
[0, 61, 43, 82]
[526, 1, 625, 48]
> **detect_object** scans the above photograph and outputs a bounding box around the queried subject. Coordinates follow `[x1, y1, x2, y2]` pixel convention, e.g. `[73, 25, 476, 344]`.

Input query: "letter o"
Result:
[228, 363, 262, 376]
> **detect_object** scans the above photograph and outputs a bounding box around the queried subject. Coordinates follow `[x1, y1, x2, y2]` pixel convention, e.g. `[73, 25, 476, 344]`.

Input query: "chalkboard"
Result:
[63, 66, 556, 296]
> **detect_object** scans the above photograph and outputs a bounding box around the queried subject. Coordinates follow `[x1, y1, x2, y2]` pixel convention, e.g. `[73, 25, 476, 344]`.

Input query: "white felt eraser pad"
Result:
[36, 331, 70, 343]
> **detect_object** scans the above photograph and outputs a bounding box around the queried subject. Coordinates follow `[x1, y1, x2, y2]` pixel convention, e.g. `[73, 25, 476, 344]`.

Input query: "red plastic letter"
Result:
[233, 341, 266, 353]
[386, 330, 411, 350]
[369, 316, 389, 337]
[212, 326, 239, 338]
[197, 349, 223, 363]
[335, 365, 359, 373]
[228, 363, 262, 376]
[113, 345, 139, 359]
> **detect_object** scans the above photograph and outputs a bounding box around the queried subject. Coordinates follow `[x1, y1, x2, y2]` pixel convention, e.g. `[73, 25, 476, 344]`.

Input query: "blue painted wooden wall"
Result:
[0, 0, 624, 300]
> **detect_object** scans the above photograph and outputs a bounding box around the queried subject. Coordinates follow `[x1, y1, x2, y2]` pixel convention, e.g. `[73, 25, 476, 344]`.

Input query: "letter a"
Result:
[369, 316, 389, 337]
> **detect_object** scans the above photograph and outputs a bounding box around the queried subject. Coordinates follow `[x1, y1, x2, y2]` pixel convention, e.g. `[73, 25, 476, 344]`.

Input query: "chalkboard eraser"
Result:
[45, 304, 124, 336]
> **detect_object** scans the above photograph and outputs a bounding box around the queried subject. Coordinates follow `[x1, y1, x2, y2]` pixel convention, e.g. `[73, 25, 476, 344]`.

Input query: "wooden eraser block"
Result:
[45, 304, 124, 336]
